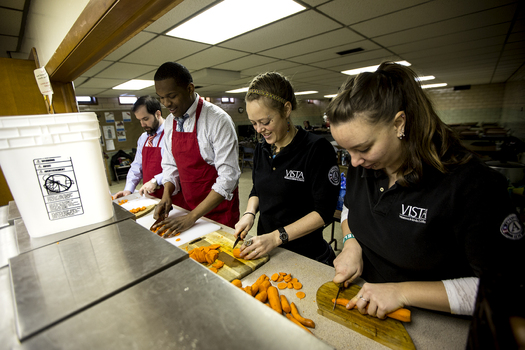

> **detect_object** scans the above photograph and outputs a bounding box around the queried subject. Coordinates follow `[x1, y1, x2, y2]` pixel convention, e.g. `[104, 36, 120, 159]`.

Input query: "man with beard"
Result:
[113, 95, 167, 199]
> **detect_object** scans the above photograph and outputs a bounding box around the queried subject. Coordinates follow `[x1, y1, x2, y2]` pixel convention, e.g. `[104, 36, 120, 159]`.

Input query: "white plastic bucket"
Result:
[0, 112, 114, 238]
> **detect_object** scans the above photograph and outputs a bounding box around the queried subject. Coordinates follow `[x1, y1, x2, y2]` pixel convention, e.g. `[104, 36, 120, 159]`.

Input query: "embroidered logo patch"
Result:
[399, 204, 428, 224]
[500, 213, 523, 240]
[284, 169, 305, 182]
[328, 165, 340, 186]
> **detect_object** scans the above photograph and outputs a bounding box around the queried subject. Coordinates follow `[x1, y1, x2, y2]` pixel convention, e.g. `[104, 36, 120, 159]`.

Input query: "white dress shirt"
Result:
[124, 123, 165, 193]
[161, 93, 240, 200]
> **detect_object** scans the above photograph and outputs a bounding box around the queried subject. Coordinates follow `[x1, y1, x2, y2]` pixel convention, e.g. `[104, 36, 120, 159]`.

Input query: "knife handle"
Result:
[331, 298, 411, 322]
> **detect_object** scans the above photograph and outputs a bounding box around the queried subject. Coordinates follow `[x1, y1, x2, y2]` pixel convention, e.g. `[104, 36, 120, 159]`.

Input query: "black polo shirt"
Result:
[345, 157, 525, 283]
[250, 128, 340, 259]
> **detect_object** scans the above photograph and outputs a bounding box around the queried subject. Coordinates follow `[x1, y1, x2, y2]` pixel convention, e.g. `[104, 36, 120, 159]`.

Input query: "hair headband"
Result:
[247, 89, 288, 105]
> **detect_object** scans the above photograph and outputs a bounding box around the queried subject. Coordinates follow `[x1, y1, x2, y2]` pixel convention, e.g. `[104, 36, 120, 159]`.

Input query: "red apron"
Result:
[142, 130, 165, 199]
[171, 97, 240, 227]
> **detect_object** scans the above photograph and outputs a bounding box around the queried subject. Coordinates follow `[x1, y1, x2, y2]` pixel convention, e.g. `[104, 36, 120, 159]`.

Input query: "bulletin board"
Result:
[96, 110, 144, 152]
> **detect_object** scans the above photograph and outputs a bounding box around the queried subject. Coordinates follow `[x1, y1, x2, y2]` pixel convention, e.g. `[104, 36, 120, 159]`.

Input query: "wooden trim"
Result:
[46, 0, 184, 83]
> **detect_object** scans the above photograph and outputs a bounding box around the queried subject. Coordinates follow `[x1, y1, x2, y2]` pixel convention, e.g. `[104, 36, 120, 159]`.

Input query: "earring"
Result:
[398, 130, 405, 140]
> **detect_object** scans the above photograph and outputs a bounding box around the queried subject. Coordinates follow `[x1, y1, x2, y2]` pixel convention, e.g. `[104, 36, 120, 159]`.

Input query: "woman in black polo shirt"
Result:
[326, 62, 524, 318]
[234, 72, 340, 266]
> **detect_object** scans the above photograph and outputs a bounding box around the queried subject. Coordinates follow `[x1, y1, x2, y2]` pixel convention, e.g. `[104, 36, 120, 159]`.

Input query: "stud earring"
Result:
[398, 130, 405, 140]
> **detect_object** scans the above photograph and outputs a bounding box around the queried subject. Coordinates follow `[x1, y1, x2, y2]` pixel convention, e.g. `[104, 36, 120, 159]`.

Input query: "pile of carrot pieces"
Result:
[129, 206, 146, 214]
[117, 199, 128, 205]
[188, 244, 226, 273]
[231, 273, 315, 335]
[150, 225, 181, 239]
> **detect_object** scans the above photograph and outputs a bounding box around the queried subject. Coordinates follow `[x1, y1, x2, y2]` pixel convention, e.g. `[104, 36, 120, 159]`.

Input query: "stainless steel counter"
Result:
[10, 219, 187, 341]
[16, 259, 333, 350]
[15, 202, 134, 254]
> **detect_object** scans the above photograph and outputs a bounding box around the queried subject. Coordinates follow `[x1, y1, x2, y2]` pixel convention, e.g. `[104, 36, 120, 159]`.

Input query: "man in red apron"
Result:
[152, 62, 240, 236]
[114, 96, 182, 203]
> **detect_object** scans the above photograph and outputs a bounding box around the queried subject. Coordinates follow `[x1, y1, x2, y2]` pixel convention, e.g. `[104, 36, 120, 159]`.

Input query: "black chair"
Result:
[240, 146, 255, 172]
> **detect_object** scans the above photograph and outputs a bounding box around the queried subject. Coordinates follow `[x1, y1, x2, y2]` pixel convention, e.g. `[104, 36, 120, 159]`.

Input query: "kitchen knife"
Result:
[333, 283, 345, 311]
[232, 235, 242, 249]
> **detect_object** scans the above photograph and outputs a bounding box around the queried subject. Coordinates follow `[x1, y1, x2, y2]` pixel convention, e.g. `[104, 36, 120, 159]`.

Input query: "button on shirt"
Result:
[161, 93, 240, 200]
[124, 123, 165, 193]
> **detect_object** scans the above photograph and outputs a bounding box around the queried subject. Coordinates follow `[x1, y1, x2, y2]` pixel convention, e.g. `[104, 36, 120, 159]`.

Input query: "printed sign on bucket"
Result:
[34, 156, 84, 220]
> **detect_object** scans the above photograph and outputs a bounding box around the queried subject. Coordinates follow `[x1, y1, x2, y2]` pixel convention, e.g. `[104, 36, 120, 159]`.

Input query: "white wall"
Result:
[17, 0, 90, 66]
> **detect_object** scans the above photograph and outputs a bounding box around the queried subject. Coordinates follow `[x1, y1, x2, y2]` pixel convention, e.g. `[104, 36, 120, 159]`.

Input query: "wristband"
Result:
[342, 233, 355, 245]
[243, 212, 256, 218]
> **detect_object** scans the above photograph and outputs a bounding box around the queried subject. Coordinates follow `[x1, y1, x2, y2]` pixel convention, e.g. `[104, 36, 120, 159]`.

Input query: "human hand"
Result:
[234, 214, 255, 240]
[138, 182, 157, 196]
[333, 243, 363, 288]
[153, 198, 172, 221]
[157, 214, 197, 238]
[239, 231, 279, 260]
[113, 190, 131, 199]
[346, 282, 408, 320]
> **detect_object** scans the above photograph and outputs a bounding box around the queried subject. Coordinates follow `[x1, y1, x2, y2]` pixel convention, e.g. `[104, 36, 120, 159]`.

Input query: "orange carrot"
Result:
[267, 286, 282, 314]
[285, 313, 313, 334]
[280, 295, 291, 313]
[296, 292, 306, 299]
[277, 282, 287, 290]
[271, 273, 279, 281]
[291, 302, 315, 328]
[331, 298, 412, 322]
[231, 279, 242, 288]
[255, 290, 268, 303]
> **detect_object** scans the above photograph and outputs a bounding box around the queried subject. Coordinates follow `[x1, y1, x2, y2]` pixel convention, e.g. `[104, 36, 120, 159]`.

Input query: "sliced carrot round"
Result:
[277, 282, 287, 290]
[296, 291, 306, 299]
[287, 282, 293, 289]
[271, 273, 279, 281]
[293, 282, 303, 290]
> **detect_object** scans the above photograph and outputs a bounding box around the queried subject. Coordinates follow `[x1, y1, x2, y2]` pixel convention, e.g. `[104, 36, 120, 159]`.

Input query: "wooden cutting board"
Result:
[317, 282, 415, 350]
[178, 230, 269, 282]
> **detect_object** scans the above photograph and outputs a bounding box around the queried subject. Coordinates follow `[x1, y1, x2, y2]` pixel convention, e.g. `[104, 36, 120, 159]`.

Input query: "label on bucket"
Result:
[34, 156, 84, 220]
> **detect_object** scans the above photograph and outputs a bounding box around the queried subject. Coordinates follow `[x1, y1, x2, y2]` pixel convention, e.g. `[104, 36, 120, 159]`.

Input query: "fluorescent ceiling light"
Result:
[76, 96, 92, 102]
[119, 96, 138, 104]
[341, 61, 411, 76]
[422, 83, 447, 89]
[416, 75, 435, 81]
[295, 91, 318, 95]
[324, 94, 338, 98]
[226, 87, 249, 93]
[166, 0, 305, 45]
[113, 80, 154, 90]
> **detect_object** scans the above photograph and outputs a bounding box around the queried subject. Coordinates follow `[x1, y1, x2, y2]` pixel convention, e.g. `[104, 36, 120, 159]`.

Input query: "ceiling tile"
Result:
[241, 60, 301, 76]
[289, 39, 381, 64]
[310, 48, 398, 70]
[220, 10, 342, 52]
[79, 60, 115, 78]
[120, 36, 210, 66]
[94, 62, 157, 79]
[350, 0, 518, 38]
[177, 46, 249, 71]
[2, 0, 25, 11]
[214, 54, 278, 71]
[105, 32, 158, 62]
[375, 6, 516, 47]
[0, 8, 22, 36]
[79, 77, 128, 89]
[317, 0, 427, 26]
[259, 28, 364, 59]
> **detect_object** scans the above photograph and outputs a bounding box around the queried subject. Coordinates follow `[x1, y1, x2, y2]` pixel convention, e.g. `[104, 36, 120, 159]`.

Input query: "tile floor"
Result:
[109, 169, 343, 255]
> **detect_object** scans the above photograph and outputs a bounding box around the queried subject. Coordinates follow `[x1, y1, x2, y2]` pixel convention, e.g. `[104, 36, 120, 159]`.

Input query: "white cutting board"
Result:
[112, 192, 221, 246]
[136, 209, 221, 247]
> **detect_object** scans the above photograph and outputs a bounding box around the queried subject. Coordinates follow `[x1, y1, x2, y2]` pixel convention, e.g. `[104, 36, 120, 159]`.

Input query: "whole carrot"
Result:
[267, 286, 282, 314]
[332, 298, 411, 322]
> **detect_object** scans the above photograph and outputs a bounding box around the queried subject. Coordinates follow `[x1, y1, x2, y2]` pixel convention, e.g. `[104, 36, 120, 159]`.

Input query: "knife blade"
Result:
[333, 283, 344, 311]
[232, 235, 242, 249]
